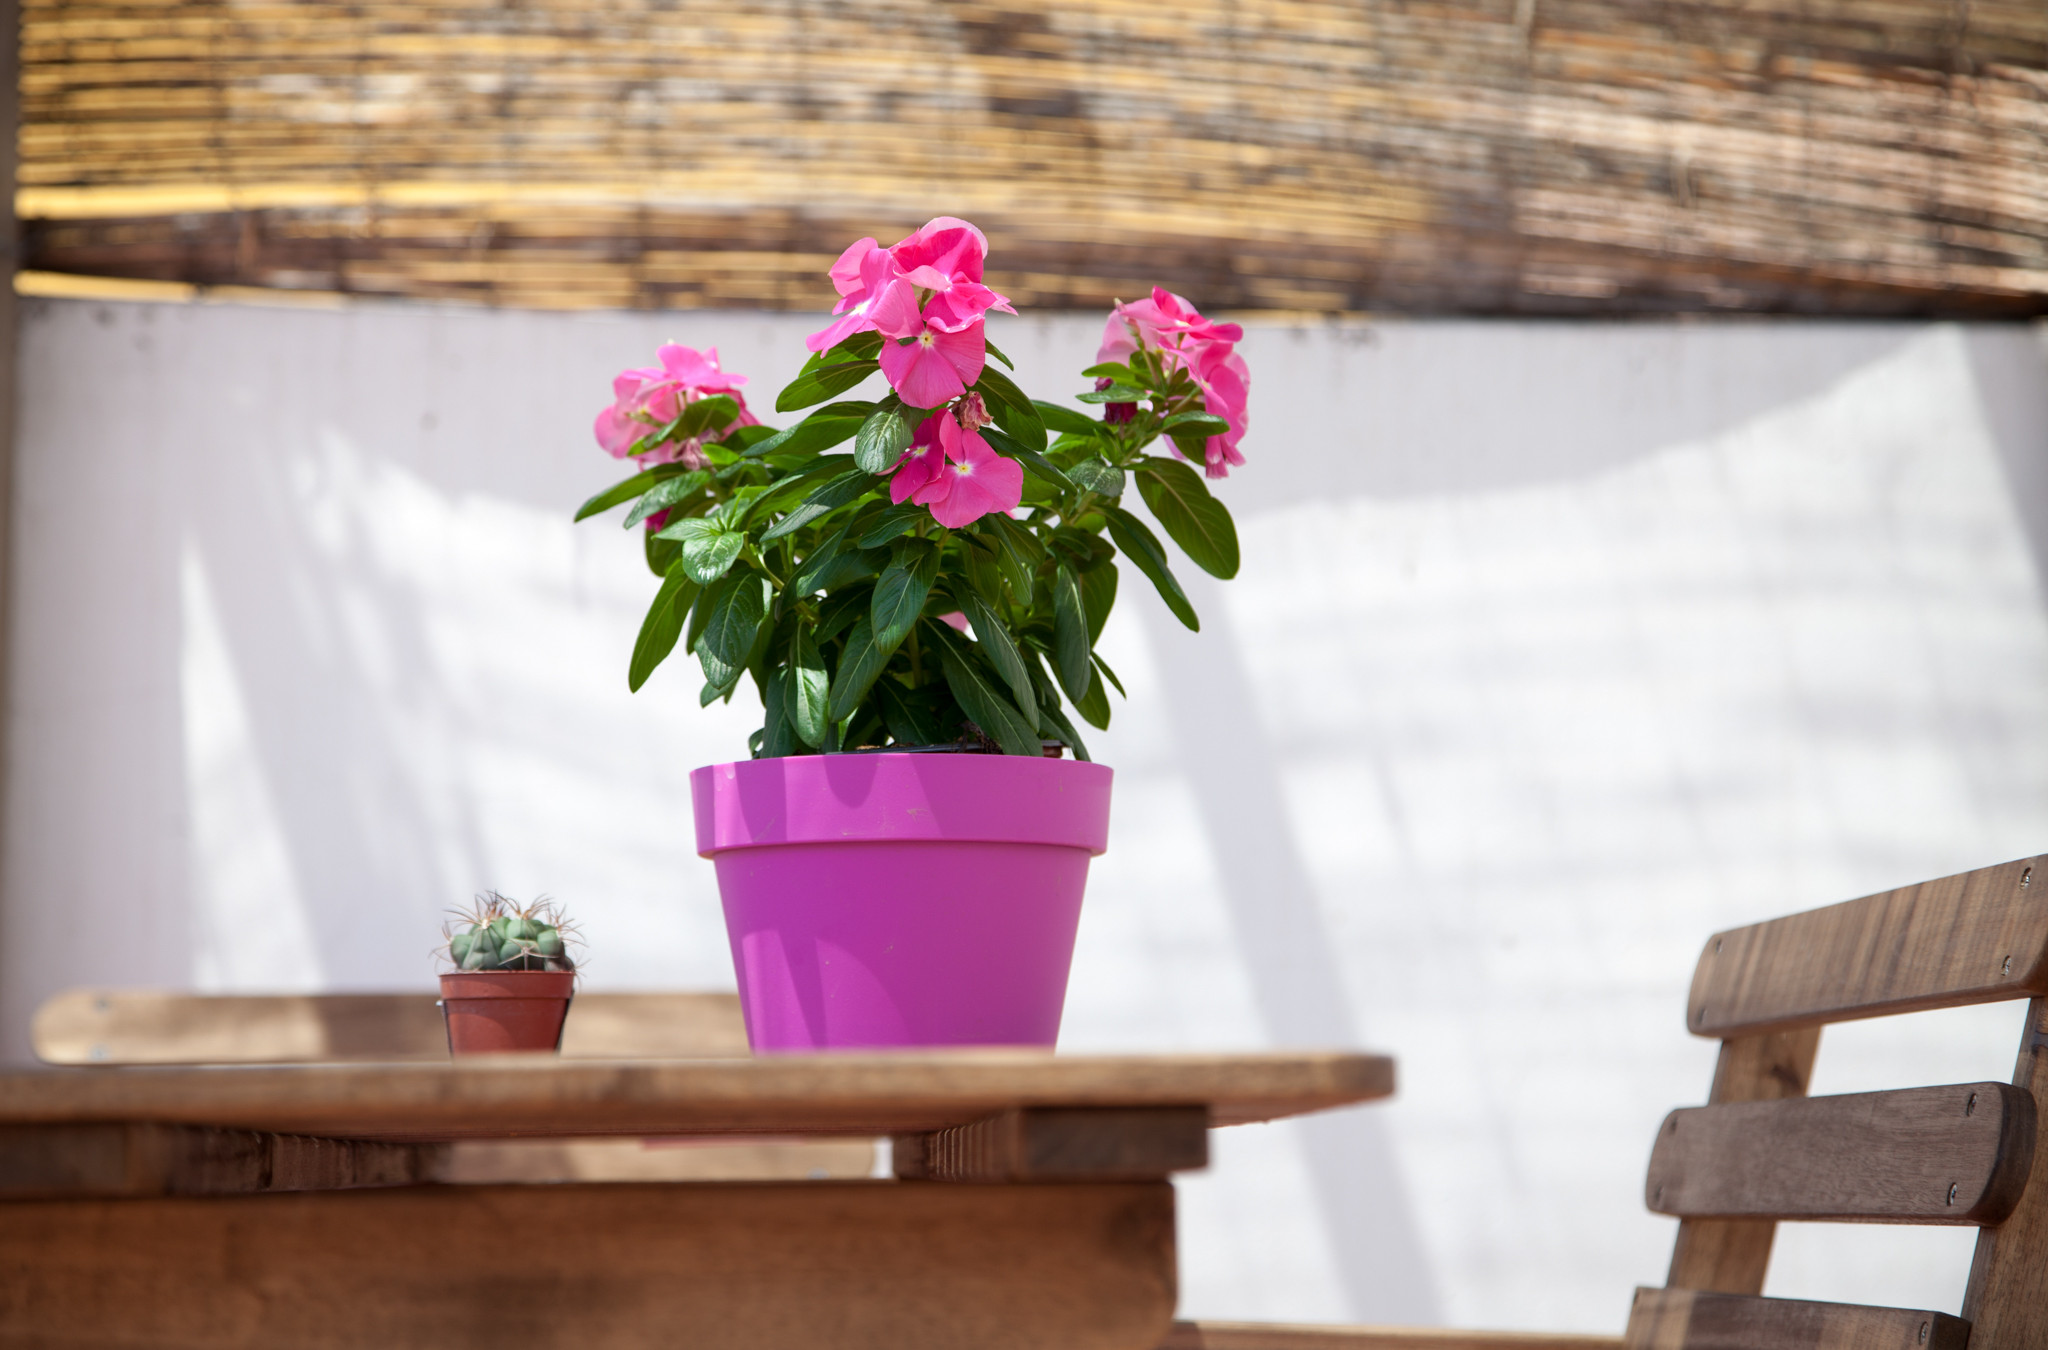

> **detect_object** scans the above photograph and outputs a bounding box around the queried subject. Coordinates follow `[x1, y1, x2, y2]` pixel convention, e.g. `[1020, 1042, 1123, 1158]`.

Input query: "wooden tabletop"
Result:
[0, 1051, 1394, 1141]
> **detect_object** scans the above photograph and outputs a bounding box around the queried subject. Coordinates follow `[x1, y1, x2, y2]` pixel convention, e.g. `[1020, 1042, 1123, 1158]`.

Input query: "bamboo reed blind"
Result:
[17, 0, 2048, 314]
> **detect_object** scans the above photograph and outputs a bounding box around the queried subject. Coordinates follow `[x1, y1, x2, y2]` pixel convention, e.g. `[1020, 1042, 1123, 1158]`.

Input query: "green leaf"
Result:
[1077, 384, 1145, 404]
[1035, 697, 1092, 762]
[1032, 400, 1106, 437]
[627, 566, 699, 693]
[1051, 565, 1092, 702]
[745, 410, 865, 461]
[699, 568, 768, 668]
[646, 525, 683, 578]
[858, 504, 928, 549]
[718, 424, 780, 452]
[574, 463, 693, 522]
[855, 402, 916, 474]
[1160, 410, 1231, 434]
[621, 471, 711, 528]
[983, 335, 1016, 369]
[959, 534, 1003, 606]
[972, 366, 1047, 452]
[1066, 458, 1125, 497]
[789, 626, 830, 748]
[760, 470, 875, 542]
[815, 585, 872, 644]
[652, 516, 747, 584]
[699, 644, 743, 701]
[827, 615, 896, 722]
[1092, 650, 1127, 698]
[982, 425, 1072, 491]
[934, 631, 1042, 756]
[1081, 362, 1134, 381]
[677, 394, 740, 439]
[1073, 662, 1112, 730]
[1104, 507, 1199, 631]
[1136, 457, 1240, 579]
[959, 592, 1035, 715]
[982, 514, 1044, 598]
[1079, 561, 1118, 644]
[871, 539, 940, 650]
[807, 547, 885, 594]
[760, 670, 798, 758]
[776, 359, 880, 413]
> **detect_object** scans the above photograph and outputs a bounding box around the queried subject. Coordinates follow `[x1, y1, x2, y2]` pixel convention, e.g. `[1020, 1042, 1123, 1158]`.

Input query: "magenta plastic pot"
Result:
[691, 752, 1113, 1052]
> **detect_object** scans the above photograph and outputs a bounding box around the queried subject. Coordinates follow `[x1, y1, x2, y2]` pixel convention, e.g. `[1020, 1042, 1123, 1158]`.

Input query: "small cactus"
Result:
[440, 893, 577, 974]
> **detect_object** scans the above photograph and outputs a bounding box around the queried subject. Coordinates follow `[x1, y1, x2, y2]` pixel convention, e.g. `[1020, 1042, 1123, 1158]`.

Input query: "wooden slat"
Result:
[1158, 1323, 1621, 1348]
[894, 1107, 1208, 1182]
[1962, 996, 2048, 1347]
[12, 0, 2048, 315]
[1647, 1082, 2034, 1224]
[0, 1051, 1395, 1139]
[1665, 1029, 1820, 1294]
[31, 988, 751, 1064]
[0, 1122, 441, 1198]
[1690, 855, 2047, 1037]
[0, 1181, 1178, 1350]
[1623, 1287, 1968, 1350]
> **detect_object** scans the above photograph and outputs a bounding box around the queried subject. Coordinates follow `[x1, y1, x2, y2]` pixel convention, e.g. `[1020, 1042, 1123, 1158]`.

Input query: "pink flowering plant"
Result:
[575, 217, 1248, 760]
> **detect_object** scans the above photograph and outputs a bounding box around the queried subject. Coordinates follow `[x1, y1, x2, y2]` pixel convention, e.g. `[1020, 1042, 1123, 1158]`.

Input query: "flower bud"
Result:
[1095, 378, 1136, 425]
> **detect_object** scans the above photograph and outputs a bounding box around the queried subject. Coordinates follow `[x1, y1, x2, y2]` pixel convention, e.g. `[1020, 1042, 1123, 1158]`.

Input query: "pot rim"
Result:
[438, 970, 576, 999]
[691, 751, 1113, 857]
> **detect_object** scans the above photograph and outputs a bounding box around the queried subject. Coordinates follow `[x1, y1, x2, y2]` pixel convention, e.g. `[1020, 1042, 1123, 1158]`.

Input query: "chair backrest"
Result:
[31, 990, 751, 1064]
[1626, 853, 2048, 1350]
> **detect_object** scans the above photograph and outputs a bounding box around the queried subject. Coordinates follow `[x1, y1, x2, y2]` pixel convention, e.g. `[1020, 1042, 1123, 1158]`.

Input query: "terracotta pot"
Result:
[690, 751, 1113, 1052]
[439, 971, 574, 1056]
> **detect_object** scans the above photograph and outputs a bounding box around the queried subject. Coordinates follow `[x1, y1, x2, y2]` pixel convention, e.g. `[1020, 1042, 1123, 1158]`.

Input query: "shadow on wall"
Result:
[3, 301, 2045, 1330]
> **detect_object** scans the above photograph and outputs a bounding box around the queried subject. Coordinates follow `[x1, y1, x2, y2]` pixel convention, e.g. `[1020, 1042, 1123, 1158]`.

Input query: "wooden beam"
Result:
[1690, 856, 2048, 1037]
[895, 1107, 1209, 1182]
[12, 0, 2047, 315]
[0, 1122, 441, 1198]
[1624, 1288, 1967, 1350]
[0, 1181, 1179, 1350]
[0, 1051, 1396, 1139]
[1664, 1029, 1820, 1294]
[1646, 1082, 2034, 1225]
[1158, 1323, 1621, 1348]
[1962, 997, 2048, 1348]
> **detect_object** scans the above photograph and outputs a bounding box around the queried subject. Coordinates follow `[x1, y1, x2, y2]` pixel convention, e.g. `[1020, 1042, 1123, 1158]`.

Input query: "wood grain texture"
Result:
[439, 1135, 877, 1183]
[1647, 1082, 2035, 1225]
[1665, 1029, 1820, 1294]
[0, 1180, 1178, 1350]
[1159, 1323, 1621, 1349]
[0, 1122, 441, 1198]
[32, 988, 750, 1064]
[1691, 855, 2048, 1037]
[1623, 1287, 1968, 1350]
[1962, 996, 2048, 1349]
[14, 0, 2048, 315]
[895, 1107, 1209, 1181]
[0, 1051, 1394, 1139]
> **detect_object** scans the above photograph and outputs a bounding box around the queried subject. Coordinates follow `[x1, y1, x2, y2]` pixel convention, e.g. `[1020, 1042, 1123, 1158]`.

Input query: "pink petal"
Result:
[880, 335, 970, 408]
[925, 450, 1022, 528]
[932, 322, 987, 385]
[829, 238, 881, 298]
[921, 281, 1014, 333]
[889, 413, 950, 502]
[595, 406, 657, 458]
[889, 218, 988, 283]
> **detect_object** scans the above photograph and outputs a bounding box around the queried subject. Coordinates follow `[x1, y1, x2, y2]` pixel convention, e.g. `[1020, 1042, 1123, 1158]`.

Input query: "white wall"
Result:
[4, 297, 2046, 1332]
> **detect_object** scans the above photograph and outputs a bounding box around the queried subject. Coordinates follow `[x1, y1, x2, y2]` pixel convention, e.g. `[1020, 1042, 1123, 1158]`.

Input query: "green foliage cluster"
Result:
[574, 333, 1241, 758]
[442, 893, 577, 974]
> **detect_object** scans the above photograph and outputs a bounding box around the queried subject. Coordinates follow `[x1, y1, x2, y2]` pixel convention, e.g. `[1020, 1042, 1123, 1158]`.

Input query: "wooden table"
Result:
[0, 1050, 1393, 1350]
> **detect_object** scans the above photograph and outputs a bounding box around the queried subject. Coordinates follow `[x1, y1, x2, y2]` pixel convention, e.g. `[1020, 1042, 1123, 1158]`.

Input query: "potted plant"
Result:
[575, 217, 1249, 1052]
[436, 893, 579, 1056]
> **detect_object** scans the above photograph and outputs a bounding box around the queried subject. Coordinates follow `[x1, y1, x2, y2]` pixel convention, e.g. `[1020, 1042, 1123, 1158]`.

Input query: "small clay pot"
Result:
[439, 971, 573, 1056]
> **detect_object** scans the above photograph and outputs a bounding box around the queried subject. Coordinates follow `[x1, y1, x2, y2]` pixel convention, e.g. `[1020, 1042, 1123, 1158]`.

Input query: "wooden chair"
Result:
[1166, 851, 2048, 1350]
[31, 988, 876, 1182]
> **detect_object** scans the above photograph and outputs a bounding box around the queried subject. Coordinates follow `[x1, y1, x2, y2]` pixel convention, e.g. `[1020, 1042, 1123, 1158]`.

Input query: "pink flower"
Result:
[890, 406, 1023, 529]
[805, 218, 1014, 354]
[914, 409, 1023, 529]
[880, 319, 987, 409]
[889, 411, 950, 505]
[594, 344, 756, 463]
[1098, 288, 1249, 478]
